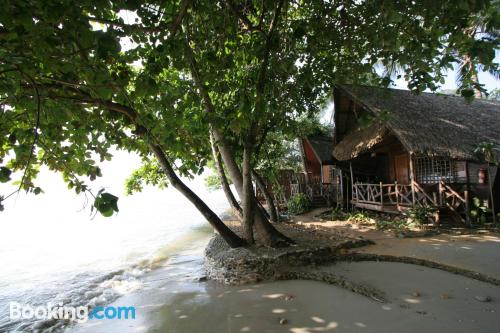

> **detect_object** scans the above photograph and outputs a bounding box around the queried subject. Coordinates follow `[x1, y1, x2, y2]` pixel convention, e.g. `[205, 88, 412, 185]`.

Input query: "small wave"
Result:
[0, 223, 214, 333]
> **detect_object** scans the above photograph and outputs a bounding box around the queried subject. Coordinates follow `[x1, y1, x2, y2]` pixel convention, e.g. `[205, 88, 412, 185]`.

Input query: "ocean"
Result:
[0, 151, 225, 332]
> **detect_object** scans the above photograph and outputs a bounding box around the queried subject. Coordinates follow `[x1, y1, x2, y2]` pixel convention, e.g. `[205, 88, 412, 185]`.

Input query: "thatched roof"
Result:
[306, 134, 335, 164]
[333, 124, 388, 161]
[333, 85, 500, 162]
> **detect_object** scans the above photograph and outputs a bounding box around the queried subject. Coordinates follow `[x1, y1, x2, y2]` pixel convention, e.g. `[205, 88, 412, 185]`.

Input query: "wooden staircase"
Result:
[437, 207, 466, 226]
[437, 181, 467, 225]
[311, 195, 327, 207]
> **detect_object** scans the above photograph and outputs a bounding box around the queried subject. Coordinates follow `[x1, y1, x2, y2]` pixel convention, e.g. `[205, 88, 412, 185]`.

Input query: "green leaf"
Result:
[0, 167, 12, 183]
[460, 88, 475, 101]
[93, 191, 119, 217]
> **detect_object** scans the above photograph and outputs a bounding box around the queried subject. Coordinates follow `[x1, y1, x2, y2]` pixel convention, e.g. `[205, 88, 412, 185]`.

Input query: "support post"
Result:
[438, 181, 443, 206]
[465, 161, 471, 225]
[395, 181, 399, 208]
[464, 190, 470, 224]
[350, 162, 354, 210]
[409, 153, 416, 207]
[339, 169, 344, 209]
[380, 182, 383, 206]
[488, 166, 497, 225]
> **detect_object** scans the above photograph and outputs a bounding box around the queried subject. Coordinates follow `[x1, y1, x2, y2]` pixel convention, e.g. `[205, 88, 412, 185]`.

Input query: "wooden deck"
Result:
[351, 181, 468, 220]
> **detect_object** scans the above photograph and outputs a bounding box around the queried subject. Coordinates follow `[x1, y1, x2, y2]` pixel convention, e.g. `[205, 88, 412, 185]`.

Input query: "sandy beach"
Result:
[65, 230, 500, 333]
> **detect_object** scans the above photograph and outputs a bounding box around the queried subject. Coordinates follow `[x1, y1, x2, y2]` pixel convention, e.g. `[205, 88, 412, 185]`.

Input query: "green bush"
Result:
[375, 218, 410, 231]
[469, 197, 491, 224]
[287, 193, 312, 215]
[346, 211, 375, 224]
[407, 206, 437, 225]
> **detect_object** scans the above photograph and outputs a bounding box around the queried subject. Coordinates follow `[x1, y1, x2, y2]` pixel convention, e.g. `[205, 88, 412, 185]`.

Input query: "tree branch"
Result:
[224, 0, 264, 34]
[256, 0, 285, 95]
[88, 0, 190, 35]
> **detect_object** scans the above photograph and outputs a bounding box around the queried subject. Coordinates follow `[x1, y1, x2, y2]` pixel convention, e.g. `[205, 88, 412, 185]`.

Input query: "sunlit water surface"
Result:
[0, 151, 225, 332]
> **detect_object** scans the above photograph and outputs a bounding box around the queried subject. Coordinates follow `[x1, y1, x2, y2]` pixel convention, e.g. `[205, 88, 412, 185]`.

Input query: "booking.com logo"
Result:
[9, 302, 136, 323]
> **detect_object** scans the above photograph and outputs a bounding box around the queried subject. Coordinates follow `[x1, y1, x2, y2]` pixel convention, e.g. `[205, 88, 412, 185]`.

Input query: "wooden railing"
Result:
[351, 181, 468, 225]
[353, 181, 444, 208]
[412, 181, 438, 206]
[439, 180, 466, 211]
[290, 182, 340, 202]
[353, 182, 415, 206]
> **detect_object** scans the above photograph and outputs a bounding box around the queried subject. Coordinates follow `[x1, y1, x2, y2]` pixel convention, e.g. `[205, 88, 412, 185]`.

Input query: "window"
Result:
[414, 156, 457, 184]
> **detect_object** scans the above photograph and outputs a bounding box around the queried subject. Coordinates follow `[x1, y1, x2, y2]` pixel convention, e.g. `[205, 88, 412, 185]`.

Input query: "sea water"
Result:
[0, 151, 226, 332]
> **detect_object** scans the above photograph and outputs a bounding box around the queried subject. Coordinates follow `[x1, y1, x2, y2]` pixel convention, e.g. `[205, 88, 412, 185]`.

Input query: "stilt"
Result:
[349, 162, 354, 210]
[409, 153, 416, 206]
[465, 161, 471, 226]
[488, 166, 497, 225]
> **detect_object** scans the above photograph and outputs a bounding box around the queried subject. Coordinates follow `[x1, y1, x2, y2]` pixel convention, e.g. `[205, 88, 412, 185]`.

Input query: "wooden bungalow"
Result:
[331, 85, 500, 223]
[292, 134, 346, 206]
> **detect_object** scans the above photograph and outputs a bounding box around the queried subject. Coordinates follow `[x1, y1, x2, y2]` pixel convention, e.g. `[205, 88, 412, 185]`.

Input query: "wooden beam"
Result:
[488, 166, 497, 225]
[340, 169, 344, 209]
[380, 182, 383, 205]
[465, 161, 471, 225]
[409, 153, 416, 206]
[350, 162, 354, 210]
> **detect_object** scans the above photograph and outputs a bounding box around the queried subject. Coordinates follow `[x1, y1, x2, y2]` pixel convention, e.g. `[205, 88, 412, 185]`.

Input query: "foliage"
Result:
[406, 206, 438, 225]
[487, 88, 500, 101]
[328, 206, 348, 221]
[469, 197, 491, 224]
[204, 174, 222, 192]
[287, 193, 311, 215]
[0, 0, 498, 219]
[347, 211, 376, 224]
[375, 218, 415, 231]
[331, 209, 424, 231]
[125, 160, 168, 195]
[475, 142, 500, 165]
[92, 189, 119, 217]
[202, 159, 233, 191]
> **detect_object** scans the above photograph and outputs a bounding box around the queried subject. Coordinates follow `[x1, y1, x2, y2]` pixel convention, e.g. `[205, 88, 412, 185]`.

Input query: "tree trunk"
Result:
[149, 142, 246, 248]
[252, 170, 279, 223]
[211, 128, 293, 247]
[185, 43, 291, 246]
[210, 133, 242, 219]
[242, 143, 255, 243]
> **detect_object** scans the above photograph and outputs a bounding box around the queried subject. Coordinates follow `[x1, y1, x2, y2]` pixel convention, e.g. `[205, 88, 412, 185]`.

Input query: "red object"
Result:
[478, 168, 487, 184]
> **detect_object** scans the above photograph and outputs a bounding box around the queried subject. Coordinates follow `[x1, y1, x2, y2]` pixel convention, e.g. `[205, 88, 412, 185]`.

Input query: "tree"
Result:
[0, 0, 246, 247]
[454, 4, 499, 98]
[1, 0, 498, 247]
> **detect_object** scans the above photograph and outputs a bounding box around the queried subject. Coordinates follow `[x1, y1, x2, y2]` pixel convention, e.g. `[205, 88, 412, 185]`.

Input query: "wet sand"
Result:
[66, 246, 500, 333]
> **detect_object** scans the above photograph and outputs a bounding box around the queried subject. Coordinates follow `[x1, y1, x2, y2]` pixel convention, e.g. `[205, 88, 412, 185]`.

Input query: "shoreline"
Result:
[65, 211, 500, 332]
[65, 225, 500, 333]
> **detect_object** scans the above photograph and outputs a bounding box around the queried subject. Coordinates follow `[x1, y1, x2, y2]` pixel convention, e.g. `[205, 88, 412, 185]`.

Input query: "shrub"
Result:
[287, 193, 312, 215]
[330, 206, 347, 220]
[469, 197, 491, 224]
[346, 211, 375, 224]
[406, 206, 437, 225]
[375, 218, 409, 231]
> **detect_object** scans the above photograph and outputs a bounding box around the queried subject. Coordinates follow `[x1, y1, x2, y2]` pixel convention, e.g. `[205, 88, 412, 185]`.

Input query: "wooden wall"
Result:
[302, 139, 321, 182]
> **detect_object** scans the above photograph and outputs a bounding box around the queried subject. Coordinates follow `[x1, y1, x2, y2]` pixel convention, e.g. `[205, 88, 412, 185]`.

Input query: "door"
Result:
[394, 153, 409, 184]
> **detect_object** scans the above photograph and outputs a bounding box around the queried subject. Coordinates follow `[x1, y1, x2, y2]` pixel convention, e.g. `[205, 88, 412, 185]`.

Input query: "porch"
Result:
[351, 180, 468, 222]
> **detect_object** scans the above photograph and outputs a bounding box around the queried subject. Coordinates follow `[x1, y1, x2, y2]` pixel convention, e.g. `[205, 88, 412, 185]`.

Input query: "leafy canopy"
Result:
[0, 0, 498, 215]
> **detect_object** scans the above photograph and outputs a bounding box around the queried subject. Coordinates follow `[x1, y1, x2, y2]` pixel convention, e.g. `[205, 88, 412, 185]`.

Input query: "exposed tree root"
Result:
[337, 253, 500, 286]
[274, 270, 386, 303]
